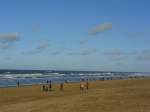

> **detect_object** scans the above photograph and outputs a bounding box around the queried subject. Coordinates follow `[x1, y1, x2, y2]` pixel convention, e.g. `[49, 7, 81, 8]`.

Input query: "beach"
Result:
[0, 78, 150, 112]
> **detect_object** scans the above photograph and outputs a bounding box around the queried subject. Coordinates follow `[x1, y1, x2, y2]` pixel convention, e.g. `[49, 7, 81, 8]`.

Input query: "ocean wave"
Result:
[0, 72, 66, 80]
[0, 73, 43, 79]
[0, 72, 149, 80]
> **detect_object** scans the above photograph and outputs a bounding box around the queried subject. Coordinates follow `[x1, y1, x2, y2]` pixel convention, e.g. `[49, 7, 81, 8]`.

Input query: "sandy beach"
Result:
[0, 78, 150, 112]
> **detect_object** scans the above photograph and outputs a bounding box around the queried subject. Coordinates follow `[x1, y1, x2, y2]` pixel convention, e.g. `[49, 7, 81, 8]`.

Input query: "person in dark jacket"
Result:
[17, 81, 20, 87]
[60, 83, 64, 91]
[49, 81, 52, 91]
[42, 84, 46, 91]
[86, 79, 89, 90]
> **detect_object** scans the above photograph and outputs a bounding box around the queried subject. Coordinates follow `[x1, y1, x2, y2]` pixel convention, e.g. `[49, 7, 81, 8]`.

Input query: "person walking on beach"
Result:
[42, 84, 46, 91]
[80, 81, 85, 91]
[60, 83, 64, 91]
[45, 86, 48, 92]
[49, 81, 52, 91]
[86, 79, 89, 90]
[46, 80, 49, 84]
[17, 81, 20, 87]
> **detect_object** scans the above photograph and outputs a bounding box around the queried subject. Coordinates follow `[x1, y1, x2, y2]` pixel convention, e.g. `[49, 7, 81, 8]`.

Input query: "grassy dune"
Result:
[0, 78, 150, 112]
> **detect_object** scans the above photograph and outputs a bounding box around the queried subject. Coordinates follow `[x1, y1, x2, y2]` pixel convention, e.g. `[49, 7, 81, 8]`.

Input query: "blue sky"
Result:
[0, 0, 150, 72]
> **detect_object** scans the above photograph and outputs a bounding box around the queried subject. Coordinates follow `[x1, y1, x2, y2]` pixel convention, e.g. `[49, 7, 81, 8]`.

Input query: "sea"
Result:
[0, 69, 149, 87]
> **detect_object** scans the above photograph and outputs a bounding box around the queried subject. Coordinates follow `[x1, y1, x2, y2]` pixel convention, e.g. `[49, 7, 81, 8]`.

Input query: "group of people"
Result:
[80, 79, 89, 91]
[42, 79, 89, 92]
[42, 81, 53, 92]
[42, 81, 64, 92]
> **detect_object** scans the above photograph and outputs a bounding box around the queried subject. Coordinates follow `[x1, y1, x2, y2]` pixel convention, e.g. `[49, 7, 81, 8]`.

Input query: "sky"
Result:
[0, 0, 150, 72]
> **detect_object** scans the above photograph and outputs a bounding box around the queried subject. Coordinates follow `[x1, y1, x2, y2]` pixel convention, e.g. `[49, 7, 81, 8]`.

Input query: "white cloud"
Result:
[36, 41, 49, 51]
[0, 32, 20, 50]
[26, 41, 50, 54]
[136, 50, 150, 61]
[31, 25, 40, 32]
[79, 38, 88, 44]
[0, 44, 11, 49]
[103, 49, 137, 61]
[51, 51, 61, 55]
[104, 48, 121, 56]
[69, 48, 97, 56]
[0, 32, 20, 43]
[104, 49, 137, 56]
[89, 23, 112, 35]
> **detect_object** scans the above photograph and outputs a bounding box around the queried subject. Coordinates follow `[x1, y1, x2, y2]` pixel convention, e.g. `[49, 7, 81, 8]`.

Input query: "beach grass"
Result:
[0, 78, 150, 112]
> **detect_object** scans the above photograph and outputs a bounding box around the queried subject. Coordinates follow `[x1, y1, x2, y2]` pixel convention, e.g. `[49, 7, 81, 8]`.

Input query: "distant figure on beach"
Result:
[45, 86, 48, 92]
[60, 83, 64, 91]
[49, 81, 52, 91]
[42, 84, 46, 91]
[86, 79, 89, 90]
[17, 81, 20, 87]
[102, 77, 104, 81]
[80, 81, 85, 91]
[81, 78, 84, 82]
[42, 84, 48, 92]
[46, 80, 49, 84]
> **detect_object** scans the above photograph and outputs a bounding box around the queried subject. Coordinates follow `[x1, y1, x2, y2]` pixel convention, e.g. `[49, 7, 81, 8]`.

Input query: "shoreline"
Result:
[0, 76, 148, 89]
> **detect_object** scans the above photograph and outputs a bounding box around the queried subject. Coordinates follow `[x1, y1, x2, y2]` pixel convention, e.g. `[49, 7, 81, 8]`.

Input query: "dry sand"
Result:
[0, 78, 150, 112]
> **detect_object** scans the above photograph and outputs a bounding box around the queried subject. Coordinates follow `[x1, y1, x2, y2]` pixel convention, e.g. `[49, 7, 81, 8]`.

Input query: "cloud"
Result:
[89, 23, 112, 35]
[104, 48, 121, 56]
[0, 32, 20, 43]
[104, 49, 137, 56]
[31, 25, 40, 32]
[26, 41, 50, 54]
[79, 38, 88, 44]
[51, 51, 61, 55]
[36, 41, 49, 51]
[0, 44, 11, 49]
[104, 49, 150, 61]
[136, 50, 150, 61]
[0, 32, 20, 50]
[115, 62, 125, 66]
[107, 55, 128, 61]
[103, 49, 137, 61]
[78, 22, 112, 45]
[4, 57, 11, 60]
[69, 48, 97, 56]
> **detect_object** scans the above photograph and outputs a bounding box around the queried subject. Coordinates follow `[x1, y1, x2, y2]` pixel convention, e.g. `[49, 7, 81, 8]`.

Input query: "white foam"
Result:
[2, 74, 14, 79]
[0, 73, 43, 79]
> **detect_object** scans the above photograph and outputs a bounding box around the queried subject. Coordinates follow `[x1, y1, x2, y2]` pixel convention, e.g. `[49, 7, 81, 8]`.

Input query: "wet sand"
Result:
[0, 78, 150, 112]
